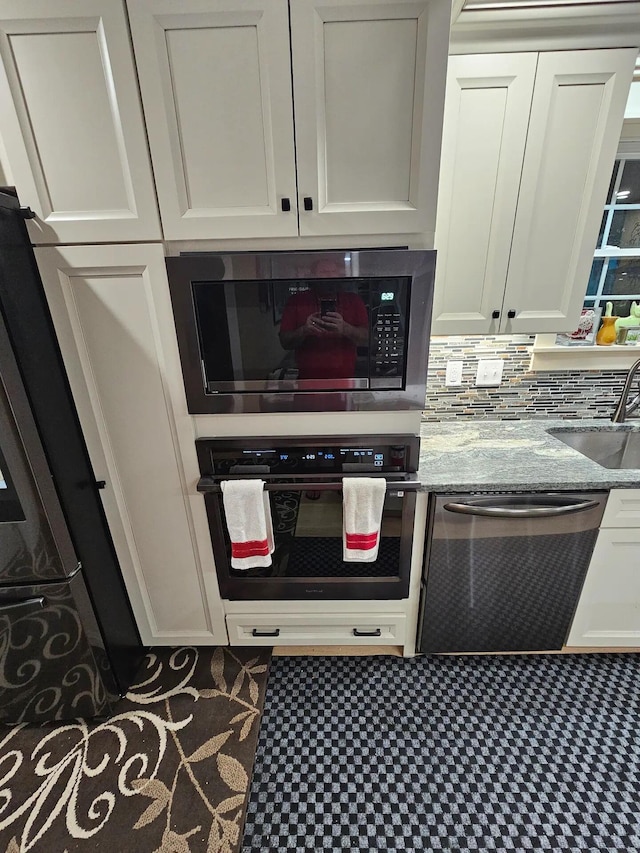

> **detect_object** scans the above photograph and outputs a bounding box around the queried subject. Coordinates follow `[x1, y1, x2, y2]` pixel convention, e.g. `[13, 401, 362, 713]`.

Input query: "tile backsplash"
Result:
[423, 335, 627, 421]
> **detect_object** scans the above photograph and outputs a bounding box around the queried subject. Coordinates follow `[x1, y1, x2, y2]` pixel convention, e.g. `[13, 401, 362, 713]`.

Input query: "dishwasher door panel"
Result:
[420, 492, 608, 654]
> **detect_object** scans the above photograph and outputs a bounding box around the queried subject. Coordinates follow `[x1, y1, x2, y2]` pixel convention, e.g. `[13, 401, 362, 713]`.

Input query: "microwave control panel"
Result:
[373, 307, 403, 377]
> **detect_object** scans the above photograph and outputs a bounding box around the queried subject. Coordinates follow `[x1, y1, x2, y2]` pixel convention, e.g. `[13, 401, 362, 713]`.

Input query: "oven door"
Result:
[202, 479, 417, 600]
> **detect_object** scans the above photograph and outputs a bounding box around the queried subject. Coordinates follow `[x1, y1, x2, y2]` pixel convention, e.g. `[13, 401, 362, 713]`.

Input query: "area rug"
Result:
[243, 652, 640, 852]
[0, 646, 270, 853]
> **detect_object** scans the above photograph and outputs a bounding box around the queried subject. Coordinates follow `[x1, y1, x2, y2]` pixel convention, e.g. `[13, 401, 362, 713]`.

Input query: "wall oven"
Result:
[167, 249, 435, 413]
[196, 434, 420, 601]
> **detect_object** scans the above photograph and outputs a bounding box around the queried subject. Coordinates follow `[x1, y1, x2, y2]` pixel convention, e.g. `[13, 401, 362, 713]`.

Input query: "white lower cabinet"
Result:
[36, 243, 227, 646]
[567, 489, 640, 648]
[226, 613, 407, 647]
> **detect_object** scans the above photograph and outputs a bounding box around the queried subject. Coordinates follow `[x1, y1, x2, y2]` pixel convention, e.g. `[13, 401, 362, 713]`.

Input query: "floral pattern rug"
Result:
[0, 646, 271, 853]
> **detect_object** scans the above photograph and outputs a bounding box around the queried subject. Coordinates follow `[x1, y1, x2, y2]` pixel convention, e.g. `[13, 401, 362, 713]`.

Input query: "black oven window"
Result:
[221, 487, 403, 580]
[192, 275, 409, 391]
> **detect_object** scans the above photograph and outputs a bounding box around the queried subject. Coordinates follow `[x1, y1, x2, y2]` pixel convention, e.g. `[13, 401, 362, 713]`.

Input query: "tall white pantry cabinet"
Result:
[36, 244, 227, 647]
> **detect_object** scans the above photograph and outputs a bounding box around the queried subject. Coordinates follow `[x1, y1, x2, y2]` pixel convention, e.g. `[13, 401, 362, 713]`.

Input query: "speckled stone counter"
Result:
[418, 419, 640, 492]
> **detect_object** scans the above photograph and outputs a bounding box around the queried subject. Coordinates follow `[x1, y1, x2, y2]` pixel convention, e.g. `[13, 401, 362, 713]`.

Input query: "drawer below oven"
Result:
[226, 612, 406, 647]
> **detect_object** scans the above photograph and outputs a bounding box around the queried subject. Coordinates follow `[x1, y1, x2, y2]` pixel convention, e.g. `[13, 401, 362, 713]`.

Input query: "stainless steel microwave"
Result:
[166, 249, 435, 414]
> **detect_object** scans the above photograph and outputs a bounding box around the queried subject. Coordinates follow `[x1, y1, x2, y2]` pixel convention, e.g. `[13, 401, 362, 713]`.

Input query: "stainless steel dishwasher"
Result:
[418, 492, 608, 654]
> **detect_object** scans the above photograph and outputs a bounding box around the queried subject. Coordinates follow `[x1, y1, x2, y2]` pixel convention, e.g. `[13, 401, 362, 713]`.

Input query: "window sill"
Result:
[531, 334, 640, 371]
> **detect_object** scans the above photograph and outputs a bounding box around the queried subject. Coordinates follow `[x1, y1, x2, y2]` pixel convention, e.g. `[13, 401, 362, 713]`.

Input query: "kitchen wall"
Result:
[423, 335, 628, 421]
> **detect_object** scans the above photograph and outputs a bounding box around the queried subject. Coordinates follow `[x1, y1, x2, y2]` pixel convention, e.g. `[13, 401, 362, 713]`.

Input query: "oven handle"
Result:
[197, 478, 421, 493]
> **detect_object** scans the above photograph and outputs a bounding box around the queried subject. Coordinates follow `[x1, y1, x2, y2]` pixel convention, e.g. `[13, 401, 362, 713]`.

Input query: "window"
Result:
[585, 156, 640, 321]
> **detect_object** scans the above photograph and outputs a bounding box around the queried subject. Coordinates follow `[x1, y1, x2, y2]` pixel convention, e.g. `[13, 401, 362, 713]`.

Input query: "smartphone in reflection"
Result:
[320, 299, 336, 316]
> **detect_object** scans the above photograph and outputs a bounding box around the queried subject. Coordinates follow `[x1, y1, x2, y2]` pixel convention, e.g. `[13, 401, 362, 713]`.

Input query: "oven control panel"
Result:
[205, 443, 410, 475]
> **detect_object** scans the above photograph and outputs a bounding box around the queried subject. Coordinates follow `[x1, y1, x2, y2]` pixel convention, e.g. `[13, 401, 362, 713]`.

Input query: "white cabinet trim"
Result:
[450, 4, 640, 54]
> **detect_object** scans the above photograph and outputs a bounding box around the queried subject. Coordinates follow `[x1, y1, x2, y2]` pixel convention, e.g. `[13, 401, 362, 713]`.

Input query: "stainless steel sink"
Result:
[548, 428, 640, 469]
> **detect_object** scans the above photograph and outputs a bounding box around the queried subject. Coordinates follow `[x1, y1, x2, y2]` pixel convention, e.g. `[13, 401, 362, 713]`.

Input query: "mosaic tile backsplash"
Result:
[423, 335, 630, 421]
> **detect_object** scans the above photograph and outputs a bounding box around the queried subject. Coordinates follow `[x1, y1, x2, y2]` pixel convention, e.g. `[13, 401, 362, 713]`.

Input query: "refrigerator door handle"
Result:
[0, 596, 45, 614]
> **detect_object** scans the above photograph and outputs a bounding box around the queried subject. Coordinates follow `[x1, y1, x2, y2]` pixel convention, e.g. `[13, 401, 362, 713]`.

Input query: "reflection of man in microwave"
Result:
[278, 259, 369, 380]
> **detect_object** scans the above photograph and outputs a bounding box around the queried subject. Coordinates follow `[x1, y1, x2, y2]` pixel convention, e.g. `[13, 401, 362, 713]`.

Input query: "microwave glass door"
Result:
[192, 276, 410, 393]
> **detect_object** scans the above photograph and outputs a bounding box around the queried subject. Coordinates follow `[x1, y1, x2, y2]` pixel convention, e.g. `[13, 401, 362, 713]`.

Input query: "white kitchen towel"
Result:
[220, 479, 274, 570]
[342, 477, 386, 562]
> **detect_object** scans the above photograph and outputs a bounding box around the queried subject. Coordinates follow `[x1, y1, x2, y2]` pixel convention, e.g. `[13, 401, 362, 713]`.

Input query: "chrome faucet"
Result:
[611, 357, 640, 423]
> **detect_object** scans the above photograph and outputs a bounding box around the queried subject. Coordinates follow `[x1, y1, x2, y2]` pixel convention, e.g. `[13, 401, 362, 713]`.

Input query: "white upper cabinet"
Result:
[0, 0, 161, 244]
[432, 48, 638, 335]
[127, 0, 299, 241]
[432, 53, 537, 334]
[127, 0, 450, 241]
[290, 0, 449, 239]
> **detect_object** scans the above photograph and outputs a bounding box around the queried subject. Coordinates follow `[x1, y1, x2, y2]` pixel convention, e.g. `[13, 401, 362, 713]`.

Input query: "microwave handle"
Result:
[197, 477, 421, 493]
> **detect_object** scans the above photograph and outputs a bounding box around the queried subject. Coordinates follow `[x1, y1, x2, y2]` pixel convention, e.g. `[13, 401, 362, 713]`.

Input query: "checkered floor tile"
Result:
[242, 653, 640, 851]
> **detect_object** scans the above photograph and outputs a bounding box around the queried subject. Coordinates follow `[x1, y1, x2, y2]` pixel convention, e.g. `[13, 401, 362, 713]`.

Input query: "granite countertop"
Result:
[418, 419, 640, 492]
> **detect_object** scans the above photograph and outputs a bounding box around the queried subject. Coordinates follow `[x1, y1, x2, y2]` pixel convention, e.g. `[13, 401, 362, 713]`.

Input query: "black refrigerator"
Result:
[0, 189, 144, 723]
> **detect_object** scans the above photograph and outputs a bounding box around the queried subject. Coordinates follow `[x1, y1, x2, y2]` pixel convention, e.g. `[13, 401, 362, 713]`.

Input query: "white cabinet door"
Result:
[127, 0, 298, 240]
[36, 244, 227, 646]
[431, 53, 537, 335]
[567, 528, 640, 648]
[505, 48, 637, 334]
[432, 48, 636, 335]
[290, 0, 449, 240]
[0, 1, 160, 244]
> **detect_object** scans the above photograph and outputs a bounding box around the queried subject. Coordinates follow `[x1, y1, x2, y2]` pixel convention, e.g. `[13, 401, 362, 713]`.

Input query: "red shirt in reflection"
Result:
[279, 290, 369, 380]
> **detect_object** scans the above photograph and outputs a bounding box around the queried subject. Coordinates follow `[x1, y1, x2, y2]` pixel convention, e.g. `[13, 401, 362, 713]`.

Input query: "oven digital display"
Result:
[208, 443, 408, 475]
[339, 448, 377, 465]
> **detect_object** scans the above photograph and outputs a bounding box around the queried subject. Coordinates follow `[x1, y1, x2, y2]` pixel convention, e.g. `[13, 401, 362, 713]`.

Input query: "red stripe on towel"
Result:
[231, 538, 271, 558]
[345, 532, 379, 551]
